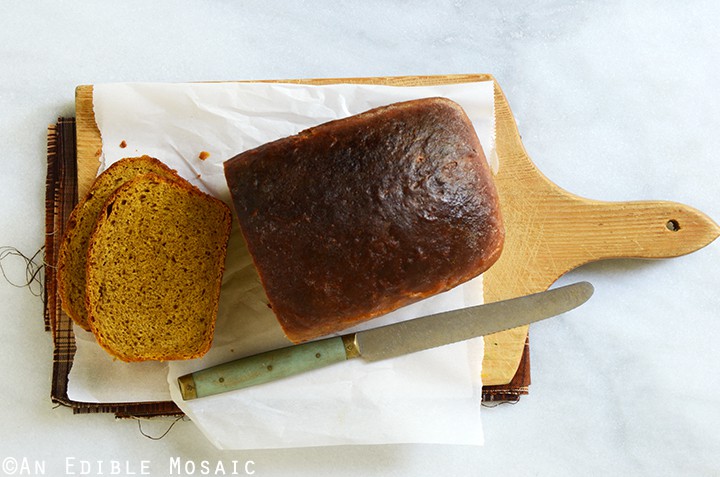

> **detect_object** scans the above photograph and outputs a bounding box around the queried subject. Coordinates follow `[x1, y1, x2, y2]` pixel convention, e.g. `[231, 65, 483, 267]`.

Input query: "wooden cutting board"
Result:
[74, 74, 720, 387]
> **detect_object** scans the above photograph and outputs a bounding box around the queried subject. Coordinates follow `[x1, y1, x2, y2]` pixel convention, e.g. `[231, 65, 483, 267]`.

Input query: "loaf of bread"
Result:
[224, 97, 504, 343]
[85, 173, 232, 362]
[57, 156, 186, 331]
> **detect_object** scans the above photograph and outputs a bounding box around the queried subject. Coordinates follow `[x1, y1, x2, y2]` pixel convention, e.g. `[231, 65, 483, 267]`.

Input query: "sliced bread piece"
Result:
[85, 173, 232, 362]
[57, 156, 185, 331]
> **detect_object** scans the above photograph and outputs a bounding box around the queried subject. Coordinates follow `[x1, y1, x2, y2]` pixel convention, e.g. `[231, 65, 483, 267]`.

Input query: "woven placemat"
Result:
[45, 117, 528, 417]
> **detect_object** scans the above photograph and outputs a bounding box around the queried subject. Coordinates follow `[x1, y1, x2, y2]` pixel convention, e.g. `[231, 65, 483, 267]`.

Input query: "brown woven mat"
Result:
[482, 338, 530, 403]
[45, 117, 528, 417]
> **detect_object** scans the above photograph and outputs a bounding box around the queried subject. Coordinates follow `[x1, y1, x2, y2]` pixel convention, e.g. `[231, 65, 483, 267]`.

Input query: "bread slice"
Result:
[57, 156, 185, 331]
[85, 173, 232, 362]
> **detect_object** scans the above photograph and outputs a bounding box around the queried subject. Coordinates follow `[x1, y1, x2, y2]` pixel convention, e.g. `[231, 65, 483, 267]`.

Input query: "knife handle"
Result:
[178, 335, 353, 400]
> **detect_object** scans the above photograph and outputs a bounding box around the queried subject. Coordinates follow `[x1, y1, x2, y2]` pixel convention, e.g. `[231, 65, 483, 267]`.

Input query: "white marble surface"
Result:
[1, 1, 718, 475]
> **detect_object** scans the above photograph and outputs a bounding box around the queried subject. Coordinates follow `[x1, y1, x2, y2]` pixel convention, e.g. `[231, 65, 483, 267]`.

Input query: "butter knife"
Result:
[178, 281, 593, 400]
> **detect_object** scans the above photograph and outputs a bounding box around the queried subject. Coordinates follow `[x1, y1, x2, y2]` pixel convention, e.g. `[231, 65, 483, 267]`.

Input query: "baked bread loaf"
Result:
[57, 156, 185, 331]
[85, 173, 232, 362]
[224, 97, 504, 343]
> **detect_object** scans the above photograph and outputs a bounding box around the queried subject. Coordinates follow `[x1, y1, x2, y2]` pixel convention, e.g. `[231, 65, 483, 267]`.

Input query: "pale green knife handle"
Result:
[178, 336, 349, 400]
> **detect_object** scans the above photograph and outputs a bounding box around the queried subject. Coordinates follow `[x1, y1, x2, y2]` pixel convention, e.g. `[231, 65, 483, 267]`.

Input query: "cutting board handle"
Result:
[540, 195, 720, 272]
[487, 158, 720, 291]
[567, 197, 716, 260]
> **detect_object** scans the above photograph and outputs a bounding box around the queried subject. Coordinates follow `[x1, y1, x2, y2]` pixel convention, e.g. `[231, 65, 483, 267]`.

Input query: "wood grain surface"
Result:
[74, 74, 720, 386]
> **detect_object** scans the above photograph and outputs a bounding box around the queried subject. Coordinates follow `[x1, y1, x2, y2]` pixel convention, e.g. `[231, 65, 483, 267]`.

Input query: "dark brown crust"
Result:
[85, 173, 232, 362]
[225, 97, 504, 343]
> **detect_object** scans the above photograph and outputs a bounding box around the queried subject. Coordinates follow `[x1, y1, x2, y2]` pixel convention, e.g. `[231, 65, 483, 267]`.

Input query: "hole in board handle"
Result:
[666, 219, 681, 232]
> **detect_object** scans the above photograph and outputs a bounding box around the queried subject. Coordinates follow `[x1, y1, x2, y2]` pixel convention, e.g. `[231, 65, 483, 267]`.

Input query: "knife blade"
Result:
[178, 281, 593, 400]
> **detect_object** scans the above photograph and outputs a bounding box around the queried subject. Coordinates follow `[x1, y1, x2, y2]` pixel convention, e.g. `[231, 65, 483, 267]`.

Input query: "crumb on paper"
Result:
[197, 173, 202, 179]
[119, 140, 127, 148]
[199, 151, 211, 160]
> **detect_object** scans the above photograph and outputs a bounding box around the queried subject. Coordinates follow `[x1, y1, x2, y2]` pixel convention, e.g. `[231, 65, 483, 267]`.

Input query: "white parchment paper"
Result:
[72, 81, 495, 449]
